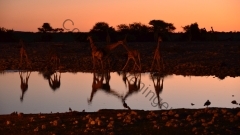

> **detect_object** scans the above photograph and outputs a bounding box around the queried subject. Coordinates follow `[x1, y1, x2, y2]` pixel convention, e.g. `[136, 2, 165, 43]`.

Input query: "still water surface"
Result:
[0, 71, 239, 114]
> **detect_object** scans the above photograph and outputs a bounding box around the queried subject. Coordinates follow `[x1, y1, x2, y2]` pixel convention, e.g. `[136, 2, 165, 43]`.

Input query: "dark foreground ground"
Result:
[1, 108, 240, 135]
[0, 41, 240, 78]
[0, 41, 240, 134]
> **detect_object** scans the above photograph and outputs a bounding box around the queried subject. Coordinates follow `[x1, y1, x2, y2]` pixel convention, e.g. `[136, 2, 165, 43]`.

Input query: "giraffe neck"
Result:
[88, 38, 97, 51]
[105, 42, 121, 51]
[122, 44, 130, 52]
[157, 40, 161, 49]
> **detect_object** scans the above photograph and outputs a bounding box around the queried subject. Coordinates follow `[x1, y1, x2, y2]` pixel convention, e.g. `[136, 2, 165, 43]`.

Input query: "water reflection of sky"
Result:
[0, 71, 239, 114]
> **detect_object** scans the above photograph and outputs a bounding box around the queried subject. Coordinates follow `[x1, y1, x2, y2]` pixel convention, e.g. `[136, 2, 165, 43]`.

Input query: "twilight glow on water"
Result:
[0, 71, 239, 114]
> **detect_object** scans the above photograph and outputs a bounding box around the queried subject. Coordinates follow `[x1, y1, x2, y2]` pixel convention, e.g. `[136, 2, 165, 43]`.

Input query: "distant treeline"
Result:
[1, 31, 240, 43]
[1, 21, 240, 42]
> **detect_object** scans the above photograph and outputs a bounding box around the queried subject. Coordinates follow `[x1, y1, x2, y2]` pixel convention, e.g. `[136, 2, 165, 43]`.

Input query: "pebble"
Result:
[237, 111, 240, 117]
[53, 119, 61, 126]
[42, 124, 46, 130]
[34, 127, 39, 132]
[90, 121, 95, 125]
[117, 113, 122, 117]
[6, 120, 11, 125]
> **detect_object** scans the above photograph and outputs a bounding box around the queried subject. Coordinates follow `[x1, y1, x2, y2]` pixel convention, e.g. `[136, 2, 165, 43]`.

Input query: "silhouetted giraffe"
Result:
[102, 40, 124, 69]
[150, 36, 164, 72]
[87, 36, 104, 70]
[106, 29, 111, 45]
[211, 27, 214, 33]
[121, 36, 141, 71]
[19, 39, 32, 69]
[211, 26, 215, 41]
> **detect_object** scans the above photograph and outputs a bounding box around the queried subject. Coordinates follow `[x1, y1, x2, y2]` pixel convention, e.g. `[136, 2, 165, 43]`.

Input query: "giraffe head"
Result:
[118, 41, 124, 45]
[87, 36, 92, 41]
[158, 37, 162, 42]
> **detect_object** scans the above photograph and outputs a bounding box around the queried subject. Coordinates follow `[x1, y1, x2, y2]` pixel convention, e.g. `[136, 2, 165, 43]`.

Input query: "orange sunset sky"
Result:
[1, 0, 240, 32]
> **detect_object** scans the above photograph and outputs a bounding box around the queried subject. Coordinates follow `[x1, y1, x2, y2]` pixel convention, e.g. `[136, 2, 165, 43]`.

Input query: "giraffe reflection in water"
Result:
[119, 71, 142, 110]
[48, 71, 61, 91]
[19, 70, 31, 102]
[150, 72, 164, 109]
[39, 69, 61, 91]
[39, 50, 62, 91]
[88, 70, 122, 104]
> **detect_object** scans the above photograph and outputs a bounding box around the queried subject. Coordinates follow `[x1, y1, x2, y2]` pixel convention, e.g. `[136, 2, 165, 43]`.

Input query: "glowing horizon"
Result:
[1, 0, 240, 32]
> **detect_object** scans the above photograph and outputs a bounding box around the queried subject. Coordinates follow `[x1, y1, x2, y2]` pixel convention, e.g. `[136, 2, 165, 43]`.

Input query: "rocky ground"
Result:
[1, 41, 240, 134]
[1, 108, 240, 135]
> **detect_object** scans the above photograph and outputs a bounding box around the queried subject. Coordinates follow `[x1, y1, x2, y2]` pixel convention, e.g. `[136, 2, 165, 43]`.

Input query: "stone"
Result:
[117, 113, 122, 117]
[34, 127, 39, 132]
[192, 127, 197, 132]
[168, 110, 175, 116]
[90, 121, 95, 125]
[40, 115, 46, 118]
[42, 124, 46, 130]
[131, 111, 137, 115]
[6, 120, 11, 125]
[53, 119, 61, 126]
[237, 111, 240, 117]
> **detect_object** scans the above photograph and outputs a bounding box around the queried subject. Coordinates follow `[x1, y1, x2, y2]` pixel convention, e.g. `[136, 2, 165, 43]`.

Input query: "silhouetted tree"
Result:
[149, 20, 176, 41]
[90, 22, 116, 42]
[38, 23, 54, 41]
[117, 24, 130, 33]
[38, 23, 54, 33]
[116, 22, 150, 41]
[0, 27, 16, 42]
[90, 22, 115, 33]
[182, 22, 201, 41]
[129, 22, 149, 33]
[53, 28, 64, 33]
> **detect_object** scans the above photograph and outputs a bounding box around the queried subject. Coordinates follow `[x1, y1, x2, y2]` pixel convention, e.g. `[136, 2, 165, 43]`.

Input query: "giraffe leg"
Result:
[157, 59, 161, 72]
[151, 53, 157, 71]
[20, 54, 23, 68]
[92, 56, 96, 70]
[107, 58, 111, 70]
[122, 58, 130, 71]
[25, 53, 32, 69]
[133, 60, 139, 71]
[138, 54, 141, 71]
[100, 59, 104, 71]
[150, 59, 156, 72]
[161, 57, 164, 71]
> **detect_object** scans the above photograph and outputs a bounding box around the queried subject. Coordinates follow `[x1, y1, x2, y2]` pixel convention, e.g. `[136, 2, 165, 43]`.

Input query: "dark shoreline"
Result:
[1, 41, 240, 79]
